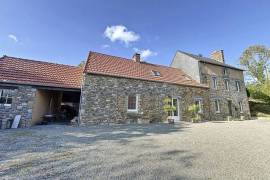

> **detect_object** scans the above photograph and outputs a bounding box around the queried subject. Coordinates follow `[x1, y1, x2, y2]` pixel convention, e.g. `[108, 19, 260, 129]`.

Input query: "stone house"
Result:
[79, 52, 210, 125]
[171, 50, 250, 120]
[0, 50, 250, 128]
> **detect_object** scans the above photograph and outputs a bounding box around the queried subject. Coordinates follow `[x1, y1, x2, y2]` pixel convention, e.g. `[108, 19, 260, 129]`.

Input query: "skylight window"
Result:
[152, 70, 161, 76]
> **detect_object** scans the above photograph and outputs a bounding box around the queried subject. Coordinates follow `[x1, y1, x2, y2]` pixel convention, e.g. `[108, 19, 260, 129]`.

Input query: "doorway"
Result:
[227, 100, 233, 116]
[171, 97, 180, 122]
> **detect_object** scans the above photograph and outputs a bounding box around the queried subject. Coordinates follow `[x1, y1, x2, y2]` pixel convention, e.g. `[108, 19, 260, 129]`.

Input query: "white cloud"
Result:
[101, 44, 110, 49]
[133, 48, 157, 59]
[104, 25, 140, 45]
[8, 34, 18, 42]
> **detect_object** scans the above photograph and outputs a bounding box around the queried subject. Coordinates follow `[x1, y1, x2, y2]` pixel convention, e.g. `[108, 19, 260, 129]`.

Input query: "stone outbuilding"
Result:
[0, 56, 82, 129]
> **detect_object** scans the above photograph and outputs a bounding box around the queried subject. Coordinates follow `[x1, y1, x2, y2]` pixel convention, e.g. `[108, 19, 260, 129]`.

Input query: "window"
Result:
[224, 79, 229, 91]
[239, 101, 243, 113]
[236, 81, 241, 92]
[214, 99, 220, 113]
[0, 89, 13, 106]
[212, 77, 217, 90]
[127, 95, 138, 112]
[223, 68, 228, 76]
[202, 75, 208, 84]
[195, 99, 203, 113]
[152, 70, 161, 77]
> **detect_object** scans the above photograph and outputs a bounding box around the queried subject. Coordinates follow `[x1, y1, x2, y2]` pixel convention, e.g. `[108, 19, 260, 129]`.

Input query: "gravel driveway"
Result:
[1, 120, 270, 180]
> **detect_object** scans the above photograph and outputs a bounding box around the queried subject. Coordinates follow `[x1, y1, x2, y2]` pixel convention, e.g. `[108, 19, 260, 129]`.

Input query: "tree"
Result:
[240, 45, 270, 84]
[78, 61, 86, 68]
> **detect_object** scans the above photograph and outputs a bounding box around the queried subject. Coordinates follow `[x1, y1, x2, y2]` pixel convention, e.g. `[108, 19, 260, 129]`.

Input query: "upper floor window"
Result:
[224, 79, 230, 91]
[239, 101, 243, 113]
[202, 75, 208, 84]
[214, 99, 220, 113]
[0, 89, 13, 106]
[212, 77, 217, 90]
[195, 99, 203, 113]
[152, 70, 161, 77]
[223, 68, 228, 76]
[236, 81, 241, 92]
[127, 95, 138, 112]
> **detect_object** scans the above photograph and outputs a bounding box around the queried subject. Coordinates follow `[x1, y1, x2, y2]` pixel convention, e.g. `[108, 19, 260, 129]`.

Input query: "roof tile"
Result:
[84, 52, 208, 88]
[0, 56, 83, 89]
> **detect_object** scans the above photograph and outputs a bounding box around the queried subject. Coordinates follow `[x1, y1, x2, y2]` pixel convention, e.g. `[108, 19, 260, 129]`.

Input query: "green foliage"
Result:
[249, 100, 270, 117]
[163, 97, 176, 117]
[188, 104, 200, 122]
[247, 82, 270, 104]
[240, 45, 270, 84]
[78, 61, 86, 67]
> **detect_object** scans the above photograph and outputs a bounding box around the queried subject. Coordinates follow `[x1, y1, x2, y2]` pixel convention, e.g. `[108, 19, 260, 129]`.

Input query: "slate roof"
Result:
[0, 56, 83, 89]
[178, 50, 244, 71]
[84, 51, 208, 88]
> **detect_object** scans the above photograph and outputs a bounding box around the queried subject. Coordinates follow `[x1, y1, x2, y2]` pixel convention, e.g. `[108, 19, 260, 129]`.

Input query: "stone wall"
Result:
[201, 73, 250, 121]
[79, 74, 210, 125]
[0, 85, 36, 129]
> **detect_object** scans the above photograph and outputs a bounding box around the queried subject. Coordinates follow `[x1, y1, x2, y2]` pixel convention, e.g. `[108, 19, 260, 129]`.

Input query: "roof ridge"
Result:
[90, 51, 189, 71]
[90, 51, 132, 62]
[3, 55, 82, 69]
[177, 50, 208, 59]
[177, 50, 244, 71]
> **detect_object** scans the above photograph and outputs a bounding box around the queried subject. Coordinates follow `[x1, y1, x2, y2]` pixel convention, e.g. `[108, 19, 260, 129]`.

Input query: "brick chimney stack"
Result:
[132, 53, 140, 62]
[210, 50, 225, 63]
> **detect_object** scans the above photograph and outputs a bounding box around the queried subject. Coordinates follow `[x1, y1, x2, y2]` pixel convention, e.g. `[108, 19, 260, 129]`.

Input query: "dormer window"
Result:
[152, 70, 161, 77]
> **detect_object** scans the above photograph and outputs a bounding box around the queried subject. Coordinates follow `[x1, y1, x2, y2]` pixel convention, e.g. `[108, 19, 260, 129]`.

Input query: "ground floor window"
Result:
[128, 95, 138, 112]
[195, 99, 203, 113]
[239, 101, 243, 113]
[0, 89, 13, 106]
[214, 99, 220, 113]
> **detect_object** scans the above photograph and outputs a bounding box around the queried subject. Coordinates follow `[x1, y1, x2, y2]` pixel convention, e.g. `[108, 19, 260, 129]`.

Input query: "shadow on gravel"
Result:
[60, 123, 189, 145]
[0, 123, 201, 180]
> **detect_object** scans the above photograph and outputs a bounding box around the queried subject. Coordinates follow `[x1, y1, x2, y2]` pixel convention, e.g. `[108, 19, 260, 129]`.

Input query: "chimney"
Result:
[210, 50, 225, 63]
[132, 53, 140, 62]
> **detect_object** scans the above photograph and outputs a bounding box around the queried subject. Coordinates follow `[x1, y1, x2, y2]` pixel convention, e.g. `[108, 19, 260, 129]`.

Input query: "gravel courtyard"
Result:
[1, 120, 270, 180]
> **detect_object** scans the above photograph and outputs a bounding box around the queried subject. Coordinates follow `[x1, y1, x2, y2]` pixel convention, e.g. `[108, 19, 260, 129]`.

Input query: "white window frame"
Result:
[223, 68, 228, 76]
[212, 76, 217, 90]
[239, 101, 243, 113]
[224, 79, 230, 91]
[236, 81, 240, 92]
[214, 99, 220, 113]
[195, 98, 203, 113]
[127, 94, 138, 112]
[152, 70, 161, 77]
[0, 89, 12, 107]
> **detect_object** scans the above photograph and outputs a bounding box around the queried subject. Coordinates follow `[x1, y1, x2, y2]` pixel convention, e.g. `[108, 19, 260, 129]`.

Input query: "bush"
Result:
[247, 83, 270, 104]
[188, 104, 200, 123]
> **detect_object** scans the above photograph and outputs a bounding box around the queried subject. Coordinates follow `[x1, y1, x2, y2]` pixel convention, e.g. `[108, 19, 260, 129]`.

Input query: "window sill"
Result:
[1, 104, 11, 107]
[127, 110, 138, 113]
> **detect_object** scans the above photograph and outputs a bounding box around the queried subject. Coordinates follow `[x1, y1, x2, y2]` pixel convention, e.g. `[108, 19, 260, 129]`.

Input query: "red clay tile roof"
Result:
[85, 52, 208, 88]
[0, 56, 83, 89]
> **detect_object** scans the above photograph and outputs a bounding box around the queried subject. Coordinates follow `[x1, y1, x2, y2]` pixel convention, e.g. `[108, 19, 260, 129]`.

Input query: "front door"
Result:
[171, 98, 180, 122]
[228, 100, 232, 116]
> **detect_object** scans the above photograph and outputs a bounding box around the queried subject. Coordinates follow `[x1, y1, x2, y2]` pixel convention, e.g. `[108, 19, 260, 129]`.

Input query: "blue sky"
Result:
[1, 0, 270, 67]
